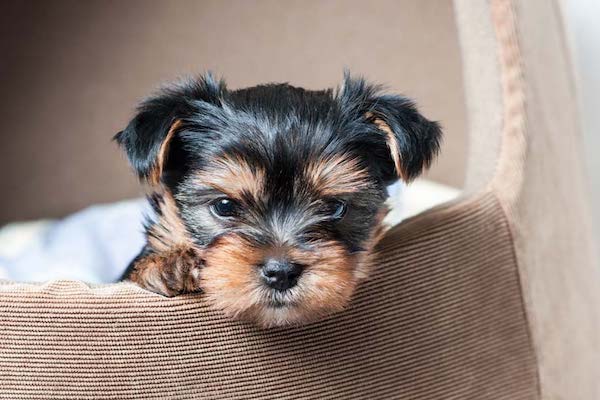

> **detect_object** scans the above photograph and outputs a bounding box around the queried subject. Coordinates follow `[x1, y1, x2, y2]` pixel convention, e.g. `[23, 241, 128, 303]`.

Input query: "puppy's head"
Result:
[116, 73, 441, 327]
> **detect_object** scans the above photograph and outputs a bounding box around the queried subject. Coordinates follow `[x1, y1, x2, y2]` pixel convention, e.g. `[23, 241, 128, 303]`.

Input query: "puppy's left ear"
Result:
[364, 95, 442, 183]
[339, 75, 442, 184]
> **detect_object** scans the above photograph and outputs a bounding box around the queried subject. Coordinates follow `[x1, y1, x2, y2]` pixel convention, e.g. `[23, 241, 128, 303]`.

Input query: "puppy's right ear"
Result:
[115, 74, 226, 185]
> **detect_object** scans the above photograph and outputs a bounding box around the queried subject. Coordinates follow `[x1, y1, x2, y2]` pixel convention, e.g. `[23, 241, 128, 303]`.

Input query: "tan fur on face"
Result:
[129, 191, 203, 297]
[147, 192, 194, 253]
[192, 155, 265, 201]
[149, 119, 183, 185]
[199, 234, 266, 319]
[201, 233, 366, 328]
[132, 153, 389, 326]
[305, 154, 371, 196]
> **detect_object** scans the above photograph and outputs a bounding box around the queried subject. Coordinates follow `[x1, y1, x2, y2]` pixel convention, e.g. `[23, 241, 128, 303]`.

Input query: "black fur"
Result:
[117, 72, 442, 278]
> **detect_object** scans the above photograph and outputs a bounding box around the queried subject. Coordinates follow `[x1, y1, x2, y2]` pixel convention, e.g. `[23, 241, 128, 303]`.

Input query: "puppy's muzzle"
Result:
[259, 259, 304, 291]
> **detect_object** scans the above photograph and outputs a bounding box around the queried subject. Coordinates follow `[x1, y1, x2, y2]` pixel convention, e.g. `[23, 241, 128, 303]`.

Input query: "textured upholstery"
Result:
[0, 1, 598, 399]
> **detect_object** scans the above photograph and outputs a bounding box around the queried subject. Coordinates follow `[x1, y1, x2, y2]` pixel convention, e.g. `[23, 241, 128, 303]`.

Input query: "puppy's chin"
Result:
[234, 278, 357, 328]
[199, 234, 368, 328]
[208, 282, 357, 329]
[240, 301, 348, 329]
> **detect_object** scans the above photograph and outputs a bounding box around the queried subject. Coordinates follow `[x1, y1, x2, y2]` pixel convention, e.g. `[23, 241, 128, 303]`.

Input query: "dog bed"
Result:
[1, 1, 598, 399]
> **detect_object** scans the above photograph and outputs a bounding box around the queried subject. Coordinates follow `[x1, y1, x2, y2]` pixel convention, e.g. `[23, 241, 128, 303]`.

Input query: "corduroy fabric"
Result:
[0, 193, 538, 399]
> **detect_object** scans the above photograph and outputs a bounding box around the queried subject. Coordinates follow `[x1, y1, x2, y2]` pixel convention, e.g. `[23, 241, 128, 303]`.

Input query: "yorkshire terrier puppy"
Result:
[117, 73, 441, 327]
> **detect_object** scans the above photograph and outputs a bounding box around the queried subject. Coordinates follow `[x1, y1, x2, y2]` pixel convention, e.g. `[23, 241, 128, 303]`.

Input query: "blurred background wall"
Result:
[0, 0, 466, 224]
[560, 0, 600, 249]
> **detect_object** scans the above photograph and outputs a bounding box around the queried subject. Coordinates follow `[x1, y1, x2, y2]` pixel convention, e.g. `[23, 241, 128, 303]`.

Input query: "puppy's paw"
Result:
[129, 247, 203, 297]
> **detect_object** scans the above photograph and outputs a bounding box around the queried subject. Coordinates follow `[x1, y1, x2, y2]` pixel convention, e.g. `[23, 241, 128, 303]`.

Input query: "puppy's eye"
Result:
[211, 198, 239, 218]
[324, 199, 347, 220]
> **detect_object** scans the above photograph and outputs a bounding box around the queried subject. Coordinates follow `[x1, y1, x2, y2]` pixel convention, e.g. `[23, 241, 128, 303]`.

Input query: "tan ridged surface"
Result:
[0, 193, 538, 399]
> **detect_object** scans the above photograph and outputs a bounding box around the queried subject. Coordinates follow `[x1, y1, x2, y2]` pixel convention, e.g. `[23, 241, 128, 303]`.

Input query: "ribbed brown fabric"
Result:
[0, 193, 538, 399]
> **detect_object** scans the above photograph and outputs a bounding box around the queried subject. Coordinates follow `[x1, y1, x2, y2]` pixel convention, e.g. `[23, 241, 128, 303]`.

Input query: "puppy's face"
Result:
[175, 145, 387, 327]
[117, 73, 441, 327]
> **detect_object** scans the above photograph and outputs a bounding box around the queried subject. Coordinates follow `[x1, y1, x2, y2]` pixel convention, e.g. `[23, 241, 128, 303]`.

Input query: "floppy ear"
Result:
[339, 74, 442, 184]
[114, 74, 226, 186]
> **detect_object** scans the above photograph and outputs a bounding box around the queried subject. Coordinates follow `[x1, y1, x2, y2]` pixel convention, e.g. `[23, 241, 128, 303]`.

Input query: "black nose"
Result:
[260, 259, 304, 291]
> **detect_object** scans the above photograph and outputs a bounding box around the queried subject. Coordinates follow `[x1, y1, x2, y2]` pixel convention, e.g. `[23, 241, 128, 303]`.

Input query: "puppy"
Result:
[117, 73, 441, 327]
